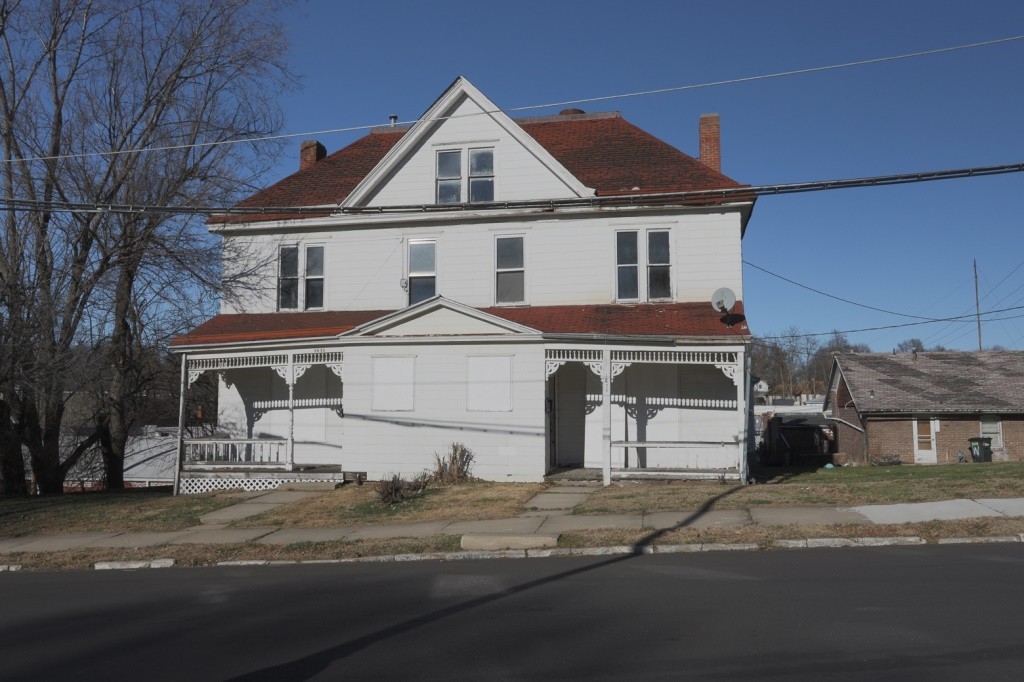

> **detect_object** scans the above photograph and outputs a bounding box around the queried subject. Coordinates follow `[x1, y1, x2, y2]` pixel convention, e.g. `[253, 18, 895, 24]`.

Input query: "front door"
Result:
[913, 417, 937, 464]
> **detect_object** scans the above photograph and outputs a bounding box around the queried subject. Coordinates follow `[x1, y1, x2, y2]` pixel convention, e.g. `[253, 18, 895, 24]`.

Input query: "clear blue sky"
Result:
[268, 0, 1024, 351]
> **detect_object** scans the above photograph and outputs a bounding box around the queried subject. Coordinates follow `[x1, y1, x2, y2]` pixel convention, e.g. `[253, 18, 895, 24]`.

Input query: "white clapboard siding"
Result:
[364, 95, 581, 206]
[337, 343, 547, 481]
[219, 209, 744, 314]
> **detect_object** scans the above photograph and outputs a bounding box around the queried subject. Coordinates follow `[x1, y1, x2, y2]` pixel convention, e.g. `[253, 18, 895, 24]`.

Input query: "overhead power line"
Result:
[756, 305, 1024, 341]
[4, 33, 1023, 166]
[743, 260, 946, 320]
[2, 160, 1023, 217]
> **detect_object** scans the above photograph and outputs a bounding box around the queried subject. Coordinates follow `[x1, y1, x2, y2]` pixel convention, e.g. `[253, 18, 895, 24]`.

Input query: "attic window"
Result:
[469, 149, 494, 202]
[436, 147, 494, 204]
[436, 151, 461, 203]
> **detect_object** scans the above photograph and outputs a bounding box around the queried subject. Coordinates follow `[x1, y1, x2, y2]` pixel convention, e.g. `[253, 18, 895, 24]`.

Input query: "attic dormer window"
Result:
[436, 147, 494, 204]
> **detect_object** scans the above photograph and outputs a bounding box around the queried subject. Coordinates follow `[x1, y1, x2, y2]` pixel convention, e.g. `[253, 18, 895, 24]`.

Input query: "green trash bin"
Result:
[968, 437, 993, 463]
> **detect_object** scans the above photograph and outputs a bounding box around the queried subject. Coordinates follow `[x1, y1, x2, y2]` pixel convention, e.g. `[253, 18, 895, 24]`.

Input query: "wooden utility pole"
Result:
[974, 259, 983, 351]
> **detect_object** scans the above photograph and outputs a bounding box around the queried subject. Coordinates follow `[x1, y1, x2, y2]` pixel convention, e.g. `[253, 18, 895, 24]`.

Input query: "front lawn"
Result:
[0, 488, 235, 537]
[234, 481, 546, 528]
[575, 462, 1024, 515]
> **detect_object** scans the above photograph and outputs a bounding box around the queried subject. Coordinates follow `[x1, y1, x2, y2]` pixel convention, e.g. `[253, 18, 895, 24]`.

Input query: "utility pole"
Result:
[974, 259, 983, 351]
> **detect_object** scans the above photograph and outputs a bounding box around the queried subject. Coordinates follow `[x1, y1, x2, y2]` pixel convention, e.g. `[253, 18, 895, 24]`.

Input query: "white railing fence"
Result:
[184, 438, 290, 469]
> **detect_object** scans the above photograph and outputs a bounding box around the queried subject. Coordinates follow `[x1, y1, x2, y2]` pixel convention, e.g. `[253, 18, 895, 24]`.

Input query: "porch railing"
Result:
[183, 438, 291, 470]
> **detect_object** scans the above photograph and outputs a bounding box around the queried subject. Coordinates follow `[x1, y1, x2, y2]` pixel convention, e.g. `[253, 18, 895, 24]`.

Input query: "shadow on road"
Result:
[231, 484, 746, 680]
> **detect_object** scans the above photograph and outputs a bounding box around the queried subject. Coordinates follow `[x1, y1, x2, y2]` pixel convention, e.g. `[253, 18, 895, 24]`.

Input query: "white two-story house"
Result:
[170, 77, 755, 493]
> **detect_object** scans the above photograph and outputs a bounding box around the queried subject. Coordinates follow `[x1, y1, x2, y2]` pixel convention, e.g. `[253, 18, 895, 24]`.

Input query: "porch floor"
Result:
[546, 467, 743, 483]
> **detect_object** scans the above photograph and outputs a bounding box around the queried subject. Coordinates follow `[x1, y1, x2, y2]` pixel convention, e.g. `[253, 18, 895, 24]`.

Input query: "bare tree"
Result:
[0, 0, 290, 494]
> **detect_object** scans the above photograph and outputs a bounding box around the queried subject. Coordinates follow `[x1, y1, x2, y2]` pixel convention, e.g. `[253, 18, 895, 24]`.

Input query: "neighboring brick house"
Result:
[171, 77, 757, 492]
[824, 352, 1024, 464]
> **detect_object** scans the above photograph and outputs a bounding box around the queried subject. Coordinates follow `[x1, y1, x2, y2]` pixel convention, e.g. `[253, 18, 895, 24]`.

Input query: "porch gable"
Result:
[342, 296, 539, 338]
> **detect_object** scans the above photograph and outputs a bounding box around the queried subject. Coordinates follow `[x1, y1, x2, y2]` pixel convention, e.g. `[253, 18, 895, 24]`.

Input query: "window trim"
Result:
[614, 228, 673, 302]
[980, 415, 1003, 449]
[435, 144, 496, 204]
[494, 234, 526, 306]
[407, 238, 438, 306]
[435, 149, 462, 204]
[277, 243, 326, 311]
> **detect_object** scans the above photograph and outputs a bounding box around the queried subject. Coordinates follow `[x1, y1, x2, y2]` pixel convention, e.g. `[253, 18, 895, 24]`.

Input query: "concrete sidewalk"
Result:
[3, 494, 1024, 554]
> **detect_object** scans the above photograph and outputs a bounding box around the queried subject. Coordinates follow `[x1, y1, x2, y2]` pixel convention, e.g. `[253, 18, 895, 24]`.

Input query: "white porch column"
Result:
[287, 352, 295, 471]
[602, 351, 612, 485]
[737, 348, 749, 483]
[174, 354, 187, 495]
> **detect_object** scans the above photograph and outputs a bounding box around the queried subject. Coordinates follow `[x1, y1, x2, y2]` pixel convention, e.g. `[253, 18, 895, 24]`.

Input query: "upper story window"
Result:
[616, 230, 672, 301]
[279, 245, 324, 310]
[495, 235, 524, 304]
[408, 239, 436, 305]
[436, 147, 494, 204]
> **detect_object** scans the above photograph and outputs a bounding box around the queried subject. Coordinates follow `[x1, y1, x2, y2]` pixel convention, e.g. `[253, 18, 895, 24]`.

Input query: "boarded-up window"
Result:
[467, 356, 512, 412]
[372, 357, 415, 411]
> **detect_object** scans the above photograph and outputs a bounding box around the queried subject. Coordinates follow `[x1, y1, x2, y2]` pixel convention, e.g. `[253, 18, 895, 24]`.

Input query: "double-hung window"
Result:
[616, 230, 672, 301]
[495, 236, 524, 304]
[278, 245, 324, 310]
[468, 148, 494, 202]
[408, 239, 436, 305]
[981, 416, 1003, 449]
[436, 151, 462, 204]
[436, 147, 494, 204]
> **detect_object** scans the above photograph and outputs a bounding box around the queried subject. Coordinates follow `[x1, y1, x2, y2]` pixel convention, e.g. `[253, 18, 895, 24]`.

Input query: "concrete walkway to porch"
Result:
[4, 487, 1024, 555]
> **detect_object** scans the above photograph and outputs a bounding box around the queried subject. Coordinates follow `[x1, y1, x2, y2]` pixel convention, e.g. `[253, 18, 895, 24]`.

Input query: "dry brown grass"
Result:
[11, 516, 1024, 573]
[576, 462, 1024, 515]
[0, 489, 236, 536]
[1, 535, 464, 572]
[560, 516, 1024, 549]
[234, 481, 546, 528]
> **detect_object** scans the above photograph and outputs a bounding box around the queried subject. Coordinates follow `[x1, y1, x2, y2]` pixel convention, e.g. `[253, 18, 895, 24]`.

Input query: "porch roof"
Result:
[170, 302, 748, 347]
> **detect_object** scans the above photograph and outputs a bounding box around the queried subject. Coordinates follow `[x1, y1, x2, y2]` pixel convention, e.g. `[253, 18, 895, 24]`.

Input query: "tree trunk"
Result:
[98, 262, 138, 489]
[0, 402, 27, 496]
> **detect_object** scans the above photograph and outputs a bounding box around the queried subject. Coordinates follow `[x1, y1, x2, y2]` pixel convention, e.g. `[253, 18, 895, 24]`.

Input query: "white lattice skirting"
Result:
[178, 477, 305, 495]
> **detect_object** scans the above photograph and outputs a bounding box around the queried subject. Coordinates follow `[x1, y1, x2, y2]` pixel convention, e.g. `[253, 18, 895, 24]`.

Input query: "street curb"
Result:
[936, 536, 1020, 545]
[94, 559, 174, 570]
[43, 534, 1023, 574]
[0, 564, 22, 572]
[772, 536, 925, 549]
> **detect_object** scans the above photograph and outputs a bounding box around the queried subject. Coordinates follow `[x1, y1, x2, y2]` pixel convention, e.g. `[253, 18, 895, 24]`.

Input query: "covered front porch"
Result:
[174, 349, 348, 493]
[544, 345, 750, 484]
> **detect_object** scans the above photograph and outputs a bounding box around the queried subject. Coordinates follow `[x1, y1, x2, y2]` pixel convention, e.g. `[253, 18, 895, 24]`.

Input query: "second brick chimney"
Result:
[699, 114, 721, 173]
[300, 140, 326, 171]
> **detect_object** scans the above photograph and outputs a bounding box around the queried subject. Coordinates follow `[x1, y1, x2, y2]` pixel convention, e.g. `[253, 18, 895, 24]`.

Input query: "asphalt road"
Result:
[2, 545, 1024, 680]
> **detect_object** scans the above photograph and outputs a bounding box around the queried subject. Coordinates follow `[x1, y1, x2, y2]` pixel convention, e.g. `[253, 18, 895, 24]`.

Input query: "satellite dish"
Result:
[711, 287, 736, 313]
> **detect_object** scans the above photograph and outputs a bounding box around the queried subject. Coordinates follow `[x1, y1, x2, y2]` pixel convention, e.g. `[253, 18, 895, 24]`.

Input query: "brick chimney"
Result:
[699, 113, 721, 173]
[300, 140, 326, 171]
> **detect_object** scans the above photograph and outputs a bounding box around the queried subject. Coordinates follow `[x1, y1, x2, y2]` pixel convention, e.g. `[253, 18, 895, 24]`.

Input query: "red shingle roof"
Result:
[210, 113, 746, 224]
[171, 310, 391, 346]
[519, 114, 742, 196]
[171, 302, 748, 347]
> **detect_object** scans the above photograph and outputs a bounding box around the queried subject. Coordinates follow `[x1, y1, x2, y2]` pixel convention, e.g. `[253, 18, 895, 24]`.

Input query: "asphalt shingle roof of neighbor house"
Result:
[170, 301, 748, 347]
[209, 112, 747, 224]
[833, 351, 1024, 414]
